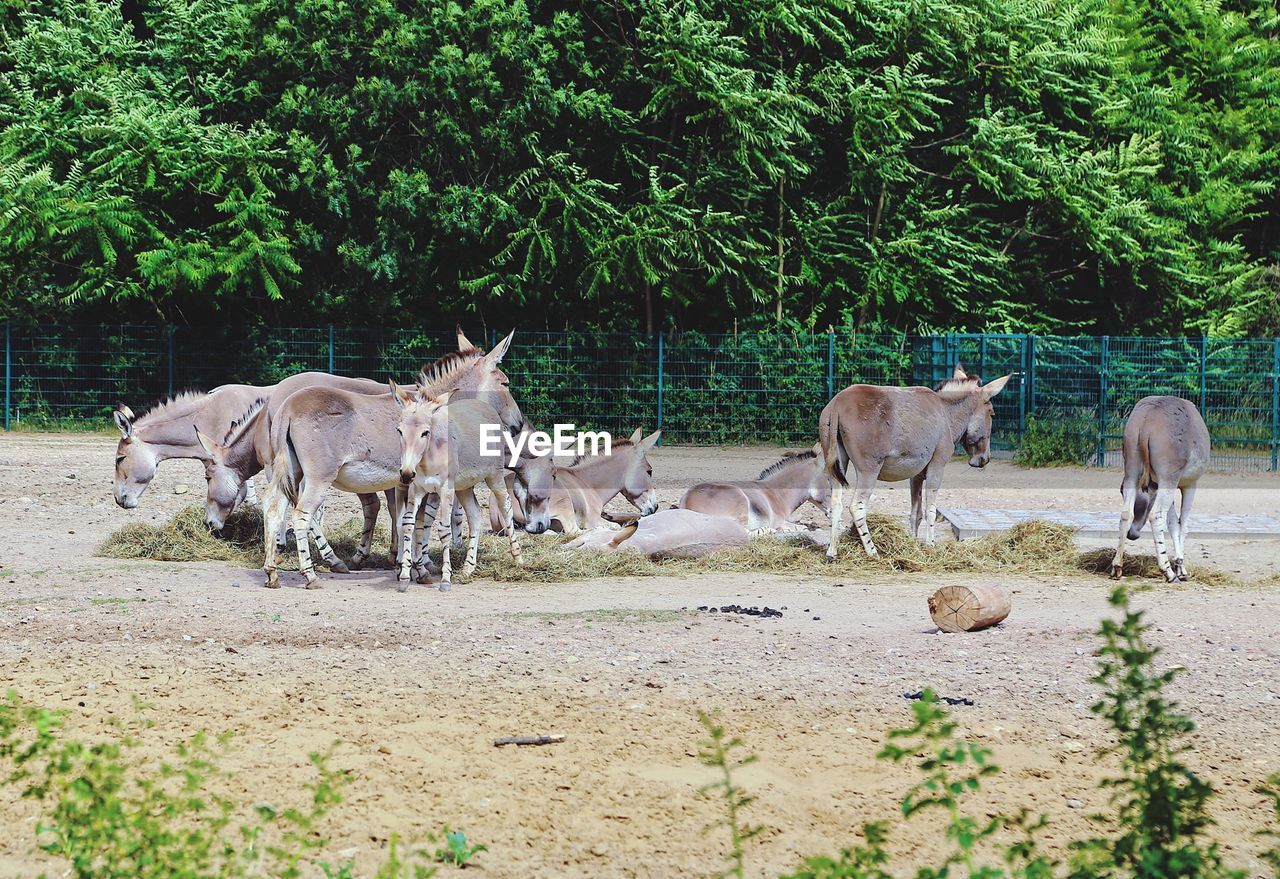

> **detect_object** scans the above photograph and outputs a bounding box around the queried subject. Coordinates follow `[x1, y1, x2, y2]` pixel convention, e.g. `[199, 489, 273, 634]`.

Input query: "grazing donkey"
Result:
[261, 335, 523, 589]
[393, 388, 523, 592]
[819, 364, 1011, 560]
[113, 372, 392, 510]
[195, 399, 396, 574]
[677, 445, 828, 533]
[1110, 395, 1211, 583]
[490, 428, 662, 536]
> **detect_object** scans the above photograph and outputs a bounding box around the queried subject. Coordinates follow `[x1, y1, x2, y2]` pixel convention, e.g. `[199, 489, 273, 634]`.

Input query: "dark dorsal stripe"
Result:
[757, 449, 817, 481]
[222, 397, 269, 445]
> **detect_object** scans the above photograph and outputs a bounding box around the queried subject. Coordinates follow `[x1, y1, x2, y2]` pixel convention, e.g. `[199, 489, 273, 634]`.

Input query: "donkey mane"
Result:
[935, 376, 981, 397]
[566, 438, 633, 467]
[134, 391, 211, 427]
[222, 397, 268, 445]
[418, 347, 483, 394]
[757, 450, 816, 481]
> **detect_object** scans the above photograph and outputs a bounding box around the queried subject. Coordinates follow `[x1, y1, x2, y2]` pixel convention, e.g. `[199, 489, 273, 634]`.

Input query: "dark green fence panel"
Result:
[4, 323, 1280, 471]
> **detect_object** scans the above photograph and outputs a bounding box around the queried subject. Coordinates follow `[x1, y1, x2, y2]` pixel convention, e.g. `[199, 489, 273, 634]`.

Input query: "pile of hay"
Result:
[99, 507, 1238, 585]
[97, 505, 394, 571]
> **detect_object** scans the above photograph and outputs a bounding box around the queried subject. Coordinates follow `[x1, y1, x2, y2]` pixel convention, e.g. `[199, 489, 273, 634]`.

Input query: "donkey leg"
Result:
[261, 480, 291, 589]
[291, 484, 329, 589]
[397, 485, 424, 589]
[414, 494, 447, 583]
[434, 485, 457, 591]
[1149, 486, 1178, 583]
[243, 477, 260, 507]
[852, 473, 879, 557]
[350, 492, 381, 570]
[826, 482, 845, 562]
[922, 486, 940, 546]
[1173, 485, 1196, 580]
[451, 498, 465, 553]
[1111, 482, 1137, 579]
[489, 474, 523, 567]
[908, 475, 924, 539]
[458, 488, 483, 578]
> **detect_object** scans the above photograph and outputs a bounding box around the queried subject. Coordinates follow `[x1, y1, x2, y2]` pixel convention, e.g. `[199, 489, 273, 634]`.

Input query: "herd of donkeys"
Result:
[111, 327, 1211, 590]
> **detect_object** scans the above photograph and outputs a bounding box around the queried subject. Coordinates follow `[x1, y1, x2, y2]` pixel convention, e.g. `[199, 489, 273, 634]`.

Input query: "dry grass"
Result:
[98, 507, 1243, 586]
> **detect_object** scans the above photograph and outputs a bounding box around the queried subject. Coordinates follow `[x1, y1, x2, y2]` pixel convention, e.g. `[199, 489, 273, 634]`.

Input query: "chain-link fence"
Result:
[5, 323, 1279, 471]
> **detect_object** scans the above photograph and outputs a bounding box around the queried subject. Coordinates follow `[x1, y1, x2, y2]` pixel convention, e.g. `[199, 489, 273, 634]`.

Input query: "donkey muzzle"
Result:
[968, 454, 990, 468]
[399, 470, 415, 486]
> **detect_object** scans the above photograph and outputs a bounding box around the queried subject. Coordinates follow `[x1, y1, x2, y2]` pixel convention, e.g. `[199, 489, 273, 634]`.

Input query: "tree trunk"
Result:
[928, 584, 1011, 632]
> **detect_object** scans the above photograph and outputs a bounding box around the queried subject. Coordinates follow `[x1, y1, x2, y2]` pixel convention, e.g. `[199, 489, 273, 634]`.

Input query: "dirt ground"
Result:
[1, 433, 1278, 878]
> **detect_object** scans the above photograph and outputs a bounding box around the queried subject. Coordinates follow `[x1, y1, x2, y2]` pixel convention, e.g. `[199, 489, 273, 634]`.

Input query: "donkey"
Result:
[195, 399, 396, 574]
[113, 372, 393, 510]
[490, 428, 662, 536]
[819, 364, 1011, 560]
[563, 508, 750, 559]
[676, 445, 828, 534]
[393, 389, 523, 592]
[1110, 395, 1211, 583]
[261, 334, 523, 588]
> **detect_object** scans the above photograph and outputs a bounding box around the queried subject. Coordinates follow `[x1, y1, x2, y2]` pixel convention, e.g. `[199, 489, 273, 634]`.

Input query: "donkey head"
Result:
[439, 328, 525, 436]
[112, 404, 156, 509]
[193, 401, 265, 531]
[392, 382, 452, 486]
[943, 364, 1013, 468]
[618, 428, 662, 515]
[510, 450, 557, 534]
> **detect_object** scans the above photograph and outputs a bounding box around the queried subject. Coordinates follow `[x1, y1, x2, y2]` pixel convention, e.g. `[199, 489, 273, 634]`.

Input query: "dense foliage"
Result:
[2, 0, 1278, 334]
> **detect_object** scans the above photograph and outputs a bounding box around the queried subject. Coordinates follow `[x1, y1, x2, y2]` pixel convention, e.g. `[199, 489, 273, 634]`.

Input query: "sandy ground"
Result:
[1, 433, 1278, 878]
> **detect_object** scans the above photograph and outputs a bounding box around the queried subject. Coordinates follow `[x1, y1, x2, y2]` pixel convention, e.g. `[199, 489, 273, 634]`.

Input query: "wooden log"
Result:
[928, 584, 1010, 633]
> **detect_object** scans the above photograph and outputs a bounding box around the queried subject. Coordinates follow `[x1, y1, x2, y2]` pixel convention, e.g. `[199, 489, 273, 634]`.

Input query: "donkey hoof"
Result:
[304, 577, 322, 590]
[349, 555, 366, 571]
[1109, 565, 1124, 580]
[329, 560, 350, 574]
[438, 581, 452, 593]
[823, 553, 836, 565]
[263, 573, 280, 589]
[1164, 572, 1179, 584]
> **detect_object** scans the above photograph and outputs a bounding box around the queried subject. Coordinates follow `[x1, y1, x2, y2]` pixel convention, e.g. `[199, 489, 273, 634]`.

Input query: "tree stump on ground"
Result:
[928, 584, 1010, 633]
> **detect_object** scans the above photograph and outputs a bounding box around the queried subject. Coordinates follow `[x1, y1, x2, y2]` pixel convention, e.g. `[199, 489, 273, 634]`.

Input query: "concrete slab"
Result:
[936, 507, 1280, 541]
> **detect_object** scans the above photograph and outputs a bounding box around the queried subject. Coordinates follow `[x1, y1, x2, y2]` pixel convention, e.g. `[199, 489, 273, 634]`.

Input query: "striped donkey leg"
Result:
[1149, 486, 1178, 583]
[349, 492, 381, 569]
[291, 483, 329, 589]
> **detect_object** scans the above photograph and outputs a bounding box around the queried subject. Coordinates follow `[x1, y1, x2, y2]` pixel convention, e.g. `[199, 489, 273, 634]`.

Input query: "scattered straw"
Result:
[99, 508, 1248, 586]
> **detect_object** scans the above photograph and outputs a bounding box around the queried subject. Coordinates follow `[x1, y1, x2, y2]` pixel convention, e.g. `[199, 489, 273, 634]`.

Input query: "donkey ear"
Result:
[113, 404, 134, 439]
[811, 441, 822, 456]
[194, 430, 224, 463]
[456, 324, 476, 351]
[628, 427, 642, 444]
[982, 374, 1013, 400]
[636, 429, 661, 454]
[953, 362, 968, 380]
[485, 330, 514, 365]
[389, 379, 413, 409]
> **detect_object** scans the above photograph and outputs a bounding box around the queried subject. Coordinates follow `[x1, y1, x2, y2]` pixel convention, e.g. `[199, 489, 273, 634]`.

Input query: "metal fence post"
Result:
[328, 324, 335, 374]
[4, 320, 10, 431]
[979, 333, 987, 380]
[166, 324, 175, 398]
[1017, 334, 1027, 435]
[1272, 338, 1280, 472]
[1199, 335, 1207, 414]
[826, 331, 834, 400]
[1098, 335, 1109, 466]
[655, 333, 664, 446]
[1027, 334, 1037, 419]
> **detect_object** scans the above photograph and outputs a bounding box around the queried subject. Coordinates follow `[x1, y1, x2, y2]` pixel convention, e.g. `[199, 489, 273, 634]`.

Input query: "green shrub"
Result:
[1016, 413, 1097, 467]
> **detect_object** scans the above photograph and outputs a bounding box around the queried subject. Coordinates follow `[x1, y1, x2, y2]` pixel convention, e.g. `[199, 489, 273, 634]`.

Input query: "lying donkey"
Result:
[489, 428, 661, 536]
[819, 364, 1011, 560]
[676, 445, 828, 533]
[1110, 395, 1211, 582]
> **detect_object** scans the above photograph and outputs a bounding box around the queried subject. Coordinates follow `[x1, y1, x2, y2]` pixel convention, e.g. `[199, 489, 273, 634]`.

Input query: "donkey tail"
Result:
[820, 407, 850, 487]
[269, 425, 302, 508]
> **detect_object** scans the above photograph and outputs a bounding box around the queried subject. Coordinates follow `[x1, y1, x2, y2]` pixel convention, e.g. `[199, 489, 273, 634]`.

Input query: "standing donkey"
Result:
[819, 364, 1011, 560]
[393, 388, 523, 592]
[1110, 395, 1211, 583]
[261, 334, 523, 589]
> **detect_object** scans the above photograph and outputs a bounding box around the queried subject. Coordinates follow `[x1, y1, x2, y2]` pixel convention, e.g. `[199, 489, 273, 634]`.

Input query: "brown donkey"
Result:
[818, 364, 1011, 560]
[1110, 395, 1211, 583]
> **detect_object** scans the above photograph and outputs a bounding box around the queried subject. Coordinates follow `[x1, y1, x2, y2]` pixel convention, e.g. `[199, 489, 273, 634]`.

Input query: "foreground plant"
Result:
[702, 584, 1274, 879]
